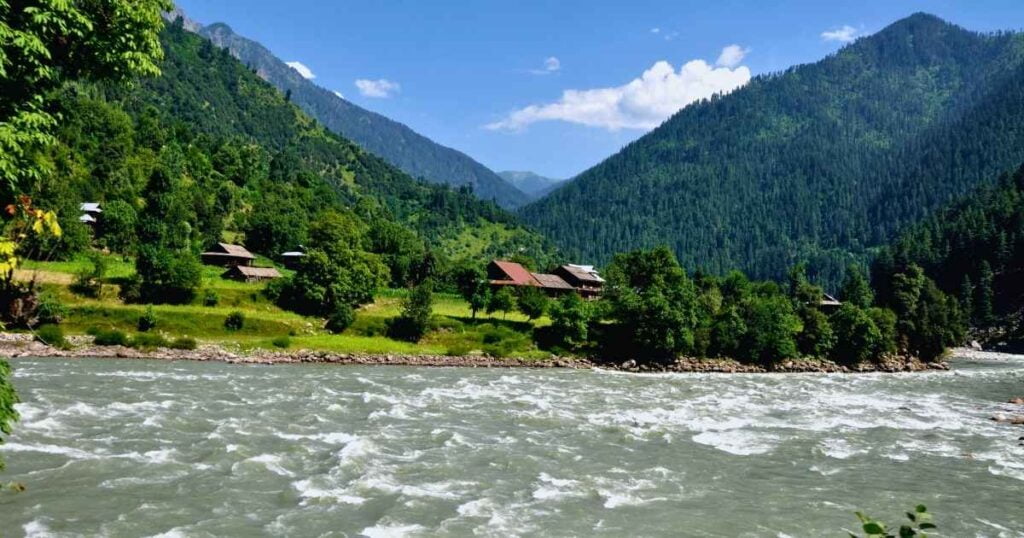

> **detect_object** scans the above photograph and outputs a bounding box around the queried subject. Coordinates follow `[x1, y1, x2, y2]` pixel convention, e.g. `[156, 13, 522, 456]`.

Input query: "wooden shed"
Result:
[222, 265, 282, 283]
[201, 242, 256, 267]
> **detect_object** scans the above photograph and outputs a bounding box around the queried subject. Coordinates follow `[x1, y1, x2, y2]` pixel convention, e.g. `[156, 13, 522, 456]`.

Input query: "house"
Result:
[488, 260, 602, 298]
[819, 293, 843, 314]
[79, 202, 101, 226]
[554, 264, 605, 299]
[201, 242, 256, 267]
[280, 250, 306, 269]
[222, 265, 282, 283]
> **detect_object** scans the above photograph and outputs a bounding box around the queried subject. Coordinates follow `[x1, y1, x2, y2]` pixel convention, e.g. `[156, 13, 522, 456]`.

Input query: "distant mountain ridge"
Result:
[498, 171, 566, 199]
[162, 12, 530, 209]
[520, 13, 1024, 288]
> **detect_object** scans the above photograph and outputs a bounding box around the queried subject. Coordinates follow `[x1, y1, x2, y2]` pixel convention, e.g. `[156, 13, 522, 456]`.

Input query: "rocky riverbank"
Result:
[0, 333, 951, 373]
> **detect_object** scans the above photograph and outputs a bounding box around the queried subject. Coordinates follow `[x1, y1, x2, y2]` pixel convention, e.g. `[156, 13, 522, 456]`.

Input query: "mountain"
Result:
[498, 171, 566, 199]
[185, 21, 530, 209]
[43, 20, 554, 270]
[519, 13, 1024, 289]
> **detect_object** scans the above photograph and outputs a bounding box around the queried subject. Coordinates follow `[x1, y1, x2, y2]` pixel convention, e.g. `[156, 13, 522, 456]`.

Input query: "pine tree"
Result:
[976, 261, 995, 326]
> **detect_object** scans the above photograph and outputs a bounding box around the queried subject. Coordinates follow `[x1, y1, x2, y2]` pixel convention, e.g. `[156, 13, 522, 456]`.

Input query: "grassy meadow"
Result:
[21, 252, 552, 358]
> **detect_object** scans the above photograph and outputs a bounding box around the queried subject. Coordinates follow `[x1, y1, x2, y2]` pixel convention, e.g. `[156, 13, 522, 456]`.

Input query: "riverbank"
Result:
[0, 333, 950, 373]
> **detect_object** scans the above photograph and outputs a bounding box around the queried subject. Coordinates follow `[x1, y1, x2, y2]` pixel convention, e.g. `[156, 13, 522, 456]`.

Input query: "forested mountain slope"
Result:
[37, 21, 553, 269]
[520, 13, 1024, 288]
[192, 21, 530, 209]
[498, 171, 566, 200]
[873, 163, 1024, 342]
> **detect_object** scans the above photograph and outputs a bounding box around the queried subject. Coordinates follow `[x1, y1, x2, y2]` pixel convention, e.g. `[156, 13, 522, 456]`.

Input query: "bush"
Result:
[71, 251, 108, 298]
[202, 289, 219, 307]
[169, 337, 197, 350]
[93, 329, 129, 346]
[224, 311, 245, 331]
[138, 305, 157, 332]
[446, 343, 474, 356]
[134, 245, 202, 304]
[36, 293, 67, 326]
[325, 304, 355, 334]
[35, 324, 68, 349]
[387, 281, 434, 342]
[128, 333, 168, 349]
[272, 335, 291, 349]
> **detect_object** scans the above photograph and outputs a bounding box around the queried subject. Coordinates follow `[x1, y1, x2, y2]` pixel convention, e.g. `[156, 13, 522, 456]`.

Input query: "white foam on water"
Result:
[819, 438, 868, 460]
[23, 519, 51, 538]
[691, 430, 779, 455]
[276, 431, 358, 445]
[531, 473, 584, 501]
[360, 523, 426, 538]
[292, 478, 366, 505]
[1, 442, 98, 460]
[244, 454, 294, 477]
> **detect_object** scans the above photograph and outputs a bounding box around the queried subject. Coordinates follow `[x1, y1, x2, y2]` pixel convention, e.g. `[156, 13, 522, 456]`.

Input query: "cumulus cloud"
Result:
[650, 27, 661, 34]
[530, 56, 561, 75]
[355, 78, 401, 98]
[821, 25, 859, 43]
[716, 44, 749, 68]
[486, 50, 751, 131]
[286, 61, 315, 79]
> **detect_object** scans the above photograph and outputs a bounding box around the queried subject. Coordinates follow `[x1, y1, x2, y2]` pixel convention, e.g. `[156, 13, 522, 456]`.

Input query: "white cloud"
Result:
[821, 25, 859, 43]
[486, 56, 751, 131]
[530, 56, 561, 75]
[355, 78, 401, 98]
[716, 44, 750, 68]
[650, 27, 661, 34]
[333, 91, 344, 99]
[286, 61, 315, 79]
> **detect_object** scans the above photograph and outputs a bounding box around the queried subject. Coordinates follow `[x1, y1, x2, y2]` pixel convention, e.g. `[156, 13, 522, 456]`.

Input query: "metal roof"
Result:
[532, 273, 574, 290]
[491, 260, 539, 286]
[79, 202, 102, 213]
[226, 266, 281, 278]
[560, 264, 604, 284]
[204, 242, 256, 259]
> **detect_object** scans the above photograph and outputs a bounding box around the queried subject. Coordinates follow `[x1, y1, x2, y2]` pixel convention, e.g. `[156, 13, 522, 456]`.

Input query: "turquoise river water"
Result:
[0, 354, 1022, 537]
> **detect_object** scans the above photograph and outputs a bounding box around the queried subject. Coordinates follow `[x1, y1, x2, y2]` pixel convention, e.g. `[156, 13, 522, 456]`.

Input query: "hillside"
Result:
[499, 171, 566, 200]
[191, 21, 531, 209]
[38, 20, 554, 268]
[520, 13, 1024, 289]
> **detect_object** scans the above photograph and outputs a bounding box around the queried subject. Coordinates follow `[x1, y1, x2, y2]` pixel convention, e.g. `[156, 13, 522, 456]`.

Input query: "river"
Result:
[0, 354, 1022, 537]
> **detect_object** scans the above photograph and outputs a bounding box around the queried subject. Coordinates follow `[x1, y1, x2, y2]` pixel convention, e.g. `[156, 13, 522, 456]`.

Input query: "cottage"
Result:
[79, 202, 101, 226]
[554, 264, 605, 299]
[222, 265, 282, 283]
[280, 250, 306, 269]
[201, 242, 256, 267]
[819, 293, 843, 314]
[488, 260, 601, 298]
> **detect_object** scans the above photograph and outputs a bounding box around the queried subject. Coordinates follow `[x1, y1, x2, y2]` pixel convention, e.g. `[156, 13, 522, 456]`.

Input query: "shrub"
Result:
[71, 251, 107, 298]
[548, 293, 591, 350]
[35, 324, 68, 349]
[36, 293, 67, 326]
[387, 281, 434, 342]
[134, 245, 202, 304]
[93, 329, 129, 347]
[202, 289, 219, 307]
[137, 305, 157, 332]
[446, 343, 474, 356]
[272, 335, 291, 349]
[325, 304, 355, 334]
[169, 337, 197, 350]
[224, 311, 245, 331]
[128, 333, 168, 349]
[516, 286, 549, 321]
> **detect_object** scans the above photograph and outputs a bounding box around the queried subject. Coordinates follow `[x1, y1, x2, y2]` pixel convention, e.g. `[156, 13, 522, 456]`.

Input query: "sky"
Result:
[175, 0, 1024, 179]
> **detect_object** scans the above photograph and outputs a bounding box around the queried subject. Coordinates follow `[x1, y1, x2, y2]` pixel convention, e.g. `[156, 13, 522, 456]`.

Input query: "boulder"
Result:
[1008, 397, 1024, 405]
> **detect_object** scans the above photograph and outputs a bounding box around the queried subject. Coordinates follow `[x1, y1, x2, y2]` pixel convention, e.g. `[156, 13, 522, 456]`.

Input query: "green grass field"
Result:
[26, 251, 550, 358]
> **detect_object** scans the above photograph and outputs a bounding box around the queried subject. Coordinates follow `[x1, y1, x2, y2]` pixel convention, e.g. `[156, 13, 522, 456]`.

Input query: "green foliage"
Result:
[99, 200, 138, 253]
[128, 332, 168, 349]
[203, 289, 220, 307]
[0, 0, 171, 192]
[169, 337, 197, 350]
[739, 294, 802, 364]
[453, 262, 490, 319]
[487, 287, 517, 319]
[521, 14, 1024, 289]
[272, 335, 291, 349]
[325, 304, 356, 334]
[36, 292, 67, 325]
[35, 324, 68, 349]
[841, 265, 874, 309]
[224, 311, 245, 331]
[72, 251, 108, 297]
[548, 293, 591, 350]
[516, 286, 549, 321]
[137, 305, 157, 332]
[0, 359, 17, 471]
[831, 304, 885, 364]
[603, 247, 697, 358]
[93, 329, 129, 347]
[796, 307, 835, 359]
[850, 504, 936, 538]
[387, 280, 434, 342]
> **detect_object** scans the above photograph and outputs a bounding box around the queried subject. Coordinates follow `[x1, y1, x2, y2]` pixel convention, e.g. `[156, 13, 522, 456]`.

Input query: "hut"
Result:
[201, 242, 256, 267]
[487, 260, 540, 288]
[819, 293, 843, 314]
[531, 272, 575, 296]
[79, 202, 101, 227]
[222, 265, 282, 283]
[554, 264, 605, 299]
[280, 250, 306, 269]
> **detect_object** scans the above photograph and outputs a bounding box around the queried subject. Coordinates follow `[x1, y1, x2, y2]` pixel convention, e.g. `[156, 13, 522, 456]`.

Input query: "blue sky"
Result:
[175, 0, 1023, 179]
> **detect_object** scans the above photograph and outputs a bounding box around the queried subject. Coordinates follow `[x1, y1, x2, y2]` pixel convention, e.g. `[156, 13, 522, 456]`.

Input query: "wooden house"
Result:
[280, 250, 306, 269]
[554, 264, 605, 299]
[222, 265, 282, 283]
[488, 260, 596, 298]
[201, 242, 256, 267]
[819, 293, 843, 314]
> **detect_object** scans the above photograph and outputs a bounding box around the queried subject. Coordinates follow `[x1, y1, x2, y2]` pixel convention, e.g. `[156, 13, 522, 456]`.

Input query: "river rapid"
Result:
[0, 353, 1022, 537]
